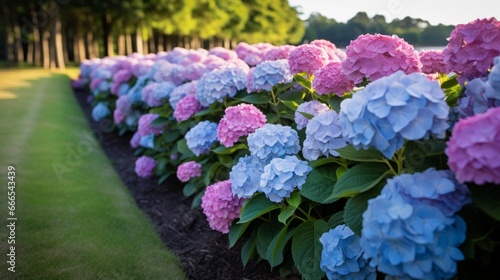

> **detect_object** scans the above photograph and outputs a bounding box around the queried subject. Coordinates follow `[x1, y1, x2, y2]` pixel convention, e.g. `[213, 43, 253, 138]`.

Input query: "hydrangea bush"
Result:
[75, 17, 500, 280]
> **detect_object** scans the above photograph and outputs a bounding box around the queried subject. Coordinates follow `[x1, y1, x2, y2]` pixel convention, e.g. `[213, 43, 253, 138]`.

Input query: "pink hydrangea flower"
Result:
[116, 95, 132, 116]
[111, 69, 133, 95]
[443, 18, 500, 83]
[235, 42, 274, 66]
[130, 132, 141, 148]
[341, 34, 422, 84]
[90, 78, 103, 91]
[134, 156, 157, 178]
[201, 180, 244, 234]
[288, 44, 330, 74]
[132, 59, 154, 77]
[310, 39, 346, 61]
[262, 45, 297, 61]
[445, 107, 500, 185]
[419, 50, 447, 74]
[209, 47, 239, 60]
[113, 109, 125, 124]
[217, 104, 267, 147]
[176, 161, 202, 182]
[137, 113, 163, 136]
[312, 61, 354, 96]
[173, 95, 203, 122]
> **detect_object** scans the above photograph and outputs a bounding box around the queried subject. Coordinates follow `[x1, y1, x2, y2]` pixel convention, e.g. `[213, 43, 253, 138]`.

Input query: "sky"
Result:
[288, 0, 500, 26]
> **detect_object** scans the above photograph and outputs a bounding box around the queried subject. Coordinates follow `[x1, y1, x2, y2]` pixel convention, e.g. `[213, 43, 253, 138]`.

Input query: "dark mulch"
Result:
[73, 90, 290, 280]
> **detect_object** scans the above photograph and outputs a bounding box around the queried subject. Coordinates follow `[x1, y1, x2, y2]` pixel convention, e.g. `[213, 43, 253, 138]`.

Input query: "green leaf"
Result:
[239, 194, 280, 224]
[256, 222, 283, 260]
[217, 154, 234, 168]
[335, 166, 347, 179]
[330, 162, 389, 199]
[164, 130, 180, 142]
[470, 184, 500, 221]
[278, 206, 296, 225]
[343, 185, 382, 236]
[151, 117, 169, 126]
[309, 157, 341, 168]
[176, 139, 194, 157]
[279, 90, 305, 101]
[300, 164, 338, 204]
[212, 143, 248, 155]
[203, 163, 222, 185]
[294, 74, 312, 91]
[336, 145, 384, 162]
[191, 189, 205, 209]
[228, 222, 251, 248]
[287, 192, 302, 208]
[298, 111, 315, 119]
[280, 100, 300, 111]
[157, 171, 173, 185]
[327, 211, 345, 229]
[194, 108, 223, 118]
[183, 181, 201, 197]
[328, 95, 343, 113]
[241, 232, 257, 267]
[291, 220, 328, 280]
[267, 225, 297, 267]
[240, 92, 272, 104]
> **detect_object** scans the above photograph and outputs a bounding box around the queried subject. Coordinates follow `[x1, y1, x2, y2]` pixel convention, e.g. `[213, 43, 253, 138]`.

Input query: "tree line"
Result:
[303, 12, 455, 47]
[0, 0, 305, 69]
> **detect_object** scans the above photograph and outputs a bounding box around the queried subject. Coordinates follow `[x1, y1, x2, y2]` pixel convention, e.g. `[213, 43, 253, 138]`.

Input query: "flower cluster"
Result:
[302, 110, 348, 161]
[176, 161, 202, 182]
[185, 121, 218, 156]
[201, 180, 244, 234]
[134, 156, 157, 178]
[195, 65, 248, 107]
[340, 71, 449, 159]
[419, 50, 446, 74]
[114, 95, 132, 124]
[141, 81, 177, 107]
[173, 95, 203, 122]
[446, 107, 500, 184]
[235, 42, 274, 66]
[310, 39, 346, 62]
[137, 113, 163, 137]
[443, 17, 500, 83]
[312, 61, 354, 96]
[169, 80, 197, 109]
[259, 156, 311, 202]
[320, 224, 376, 280]
[361, 169, 468, 279]
[217, 104, 266, 147]
[130, 132, 141, 148]
[229, 155, 265, 199]
[294, 100, 330, 130]
[288, 44, 329, 74]
[262, 45, 296, 61]
[247, 124, 300, 162]
[341, 34, 422, 84]
[247, 59, 293, 92]
[209, 47, 238, 60]
[91, 102, 111, 121]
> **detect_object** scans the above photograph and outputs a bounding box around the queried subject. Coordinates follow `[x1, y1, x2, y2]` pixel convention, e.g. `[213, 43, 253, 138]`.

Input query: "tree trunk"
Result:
[223, 38, 230, 49]
[117, 33, 125, 55]
[9, 1, 23, 63]
[102, 12, 113, 56]
[125, 31, 132, 54]
[148, 31, 155, 53]
[156, 33, 164, 52]
[135, 26, 143, 54]
[26, 41, 33, 64]
[41, 25, 50, 68]
[164, 34, 171, 51]
[30, 4, 41, 66]
[85, 29, 94, 58]
[73, 21, 86, 63]
[2, 0, 14, 64]
[93, 36, 100, 58]
[61, 24, 69, 64]
[230, 39, 238, 49]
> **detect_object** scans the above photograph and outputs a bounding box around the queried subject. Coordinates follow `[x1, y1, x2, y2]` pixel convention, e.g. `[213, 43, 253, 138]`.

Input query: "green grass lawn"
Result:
[0, 68, 187, 280]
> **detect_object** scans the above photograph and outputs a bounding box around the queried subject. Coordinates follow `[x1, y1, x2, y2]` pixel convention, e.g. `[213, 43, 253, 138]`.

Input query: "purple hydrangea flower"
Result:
[230, 155, 265, 199]
[295, 100, 331, 130]
[446, 107, 500, 184]
[173, 95, 203, 122]
[302, 111, 348, 161]
[141, 81, 176, 107]
[137, 113, 163, 137]
[247, 124, 300, 162]
[169, 80, 198, 109]
[312, 61, 355, 96]
[185, 121, 218, 156]
[340, 71, 449, 159]
[419, 50, 447, 74]
[176, 161, 202, 182]
[320, 225, 376, 280]
[259, 155, 311, 202]
[247, 59, 293, 93]
[201, 180, 244, 234]
[288, 44, 330, 74]
[135, 156, 157, 178]
[195, 66, 248, 107]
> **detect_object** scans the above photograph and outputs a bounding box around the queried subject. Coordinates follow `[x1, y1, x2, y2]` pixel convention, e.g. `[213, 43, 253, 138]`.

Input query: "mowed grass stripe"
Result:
[0, 69, 186, 280]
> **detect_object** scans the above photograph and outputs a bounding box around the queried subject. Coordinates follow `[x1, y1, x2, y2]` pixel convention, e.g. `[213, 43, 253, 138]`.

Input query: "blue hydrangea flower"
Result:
[360, 171, 468, 279]
[125, 110, 141, 127]
[302, 111, 348, 161]
[169, 81, 197, 109]
[247, 124, 300, 162]
[117, 83, 130, 96]
[248, 59, 293, 92]
[487, 56, 500, 99]
[340, 71, 450, 159]
[91, 102, 110, 121]
[320, 224, 376, 280]
[381, 168, 471, 217]
[195, 65, 248, 107]
[127, 76, 148, 104]
[230, 155, 265, 198]
[139, 133, 155, 149]
[295, 100, 331, 130]
[153, 81, 176, 100]
[185, 121, 218, 156]
[259, 155, 311, 202]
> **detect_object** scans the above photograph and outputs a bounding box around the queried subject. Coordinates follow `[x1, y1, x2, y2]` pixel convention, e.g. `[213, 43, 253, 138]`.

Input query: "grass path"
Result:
[0, 68, 187, 279]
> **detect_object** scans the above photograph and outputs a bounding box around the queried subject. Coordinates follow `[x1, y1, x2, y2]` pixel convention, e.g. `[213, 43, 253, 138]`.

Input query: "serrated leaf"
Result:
[470, 184, 500, 221]
[336, 145, 384, 162]
[240, 93, 272, 104]
[300, 164, 338, 204]
[278, 206, 296, 225]
[228, 222, 251, 248]
[267, 225, 297, 267]
[257, 222, 283, 260]
[291, 220, 328, 280]
[330, 162, 389, 199]
[212, 143, 248, 155]
[287, 192, 302, 208]
[239, 194, 280, 224]
[343, 185, 383, 236]
[327, 211, 345, 229]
